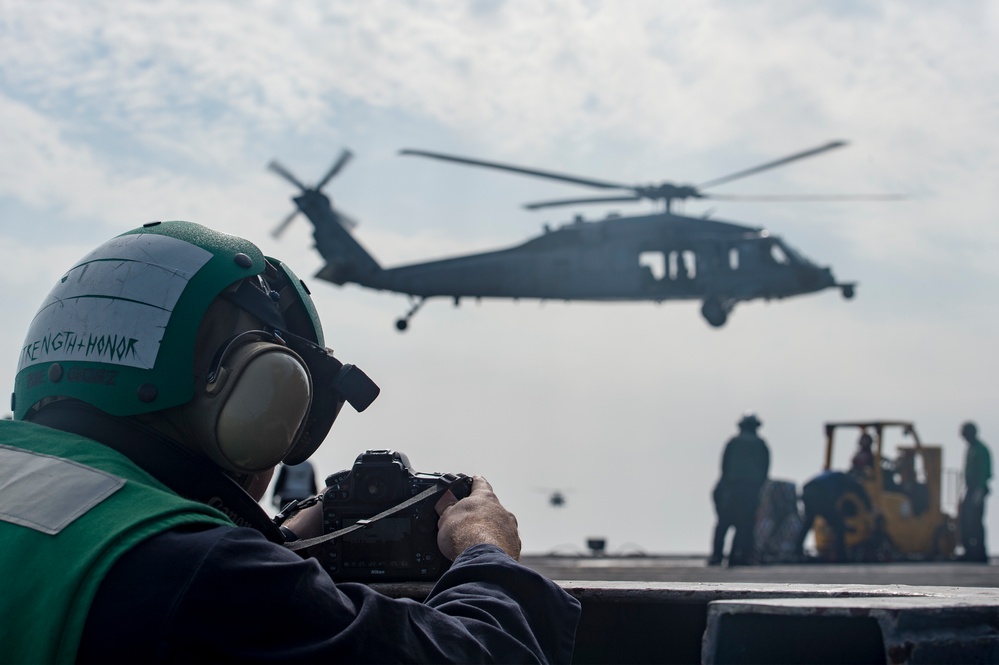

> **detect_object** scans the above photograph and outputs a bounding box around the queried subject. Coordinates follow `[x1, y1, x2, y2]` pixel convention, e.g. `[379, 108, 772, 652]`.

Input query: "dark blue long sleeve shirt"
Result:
[77, 527, 579, 663]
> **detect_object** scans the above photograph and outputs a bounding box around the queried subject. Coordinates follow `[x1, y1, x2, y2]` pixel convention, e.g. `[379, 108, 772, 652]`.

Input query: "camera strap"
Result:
[283, 474, 467, 552]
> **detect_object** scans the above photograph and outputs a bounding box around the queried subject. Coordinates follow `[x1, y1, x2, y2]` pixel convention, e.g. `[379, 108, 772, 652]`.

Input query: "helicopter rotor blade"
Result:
[272, 209, 300, 239]
[267, 160, 308, 191]
[316, 149, 354, 191]
[697, 140, 848, 189]
[704, 193, 906, 202]
[400, 149, 632, 191]
[524, 195, 645, 210]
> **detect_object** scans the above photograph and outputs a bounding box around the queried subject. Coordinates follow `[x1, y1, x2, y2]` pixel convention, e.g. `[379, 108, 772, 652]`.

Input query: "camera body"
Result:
[321, 449, 471, 582]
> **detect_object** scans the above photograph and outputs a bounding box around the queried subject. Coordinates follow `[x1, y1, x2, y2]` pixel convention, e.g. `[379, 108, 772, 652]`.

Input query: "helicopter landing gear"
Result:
[840, 284, 856, 300]
[395, 297, 425, 332]
[701, 298, 732, 328]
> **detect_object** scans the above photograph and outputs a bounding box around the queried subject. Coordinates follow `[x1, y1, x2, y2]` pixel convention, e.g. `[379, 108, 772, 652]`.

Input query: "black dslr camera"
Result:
[321, 450, 472, 582]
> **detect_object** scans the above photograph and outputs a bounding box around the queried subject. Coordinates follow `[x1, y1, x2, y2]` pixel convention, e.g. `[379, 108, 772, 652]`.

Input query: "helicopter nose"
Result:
[798, 265, 835, 291]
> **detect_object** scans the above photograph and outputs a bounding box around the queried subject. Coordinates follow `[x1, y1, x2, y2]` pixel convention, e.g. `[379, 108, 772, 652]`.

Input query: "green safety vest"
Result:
[0, 420, 234, 664]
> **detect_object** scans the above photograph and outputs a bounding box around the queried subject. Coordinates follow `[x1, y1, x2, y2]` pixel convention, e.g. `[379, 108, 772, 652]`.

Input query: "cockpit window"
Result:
[778, 240, 808, 264]
[770, 242, 790, 265]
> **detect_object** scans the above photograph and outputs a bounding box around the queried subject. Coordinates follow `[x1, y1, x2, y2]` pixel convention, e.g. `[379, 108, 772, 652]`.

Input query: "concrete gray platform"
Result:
[376, 557, 999, 663]
[555, 579, 999, 663]
[524, 556, 999, 663]
[520, 553, 998, 587]
[703, 594, 999, 664]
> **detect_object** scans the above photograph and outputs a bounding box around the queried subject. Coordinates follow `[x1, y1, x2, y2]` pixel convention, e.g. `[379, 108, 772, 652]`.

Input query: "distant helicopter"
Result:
[532, 487, 569, 507]
[268, 142, 898, 330]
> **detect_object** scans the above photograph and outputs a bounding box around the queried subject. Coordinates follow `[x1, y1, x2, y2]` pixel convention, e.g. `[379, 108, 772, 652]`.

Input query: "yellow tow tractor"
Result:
[811, 420, 958, 561]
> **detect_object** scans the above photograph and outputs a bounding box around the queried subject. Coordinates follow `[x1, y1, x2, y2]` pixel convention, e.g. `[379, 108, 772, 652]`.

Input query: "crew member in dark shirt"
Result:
[850, 432, 874, 477]
[709, 412, 770, 566]
[959, 421, 992, 562]
[795, 470, 871, 562]
[1, 221, 579, 663]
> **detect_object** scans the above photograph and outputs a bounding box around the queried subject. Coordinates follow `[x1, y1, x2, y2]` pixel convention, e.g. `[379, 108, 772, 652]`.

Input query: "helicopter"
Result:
[533, 487, 570, 507]
[268, 142, 898, 330]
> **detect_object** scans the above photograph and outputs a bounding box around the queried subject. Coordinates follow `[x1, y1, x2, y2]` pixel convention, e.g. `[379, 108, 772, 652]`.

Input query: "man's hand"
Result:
[436, 476, 522, 561]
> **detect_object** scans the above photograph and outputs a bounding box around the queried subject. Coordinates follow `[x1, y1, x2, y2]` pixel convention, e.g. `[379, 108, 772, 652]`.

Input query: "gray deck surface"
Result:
[521, 554, 998, 587]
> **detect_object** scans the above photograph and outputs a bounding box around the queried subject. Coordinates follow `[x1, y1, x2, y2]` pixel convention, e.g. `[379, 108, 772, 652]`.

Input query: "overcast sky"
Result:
[3, 0, 998, 556]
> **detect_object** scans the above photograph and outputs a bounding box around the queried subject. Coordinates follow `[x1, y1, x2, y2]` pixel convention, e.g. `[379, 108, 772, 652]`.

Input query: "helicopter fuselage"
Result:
[325, 210, 839, 308]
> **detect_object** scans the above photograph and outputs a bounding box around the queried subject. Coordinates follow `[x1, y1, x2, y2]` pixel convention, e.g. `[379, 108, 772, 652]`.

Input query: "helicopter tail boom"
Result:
[269, 151, 383, 286]
[294, 189, 381, 285]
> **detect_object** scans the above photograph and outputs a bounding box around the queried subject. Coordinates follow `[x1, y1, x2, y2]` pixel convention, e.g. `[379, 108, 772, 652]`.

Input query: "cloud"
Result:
[5, 1, 997, 201]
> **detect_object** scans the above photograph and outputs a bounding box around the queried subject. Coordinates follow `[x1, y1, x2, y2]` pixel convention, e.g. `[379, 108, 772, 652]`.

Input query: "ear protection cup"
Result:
[187, 338, 313, 474]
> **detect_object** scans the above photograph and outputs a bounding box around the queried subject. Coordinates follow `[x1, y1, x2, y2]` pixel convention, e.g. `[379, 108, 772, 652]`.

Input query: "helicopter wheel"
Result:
[841, 284, 856, 300]
[396, 297, 425, 332]
[701, 299, 728, 328]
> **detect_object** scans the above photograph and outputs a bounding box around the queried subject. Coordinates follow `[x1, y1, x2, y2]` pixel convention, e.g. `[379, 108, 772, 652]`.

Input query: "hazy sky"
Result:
[3, 0, 998, 555]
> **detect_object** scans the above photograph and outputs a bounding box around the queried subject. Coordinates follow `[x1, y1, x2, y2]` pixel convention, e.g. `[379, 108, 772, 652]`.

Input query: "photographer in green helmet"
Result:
[1, 221, 579, 663]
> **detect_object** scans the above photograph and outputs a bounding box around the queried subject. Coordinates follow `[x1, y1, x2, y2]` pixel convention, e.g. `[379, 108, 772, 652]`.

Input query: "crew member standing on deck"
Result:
[959, 421, 992, 562]
[709, 412, 770, 566]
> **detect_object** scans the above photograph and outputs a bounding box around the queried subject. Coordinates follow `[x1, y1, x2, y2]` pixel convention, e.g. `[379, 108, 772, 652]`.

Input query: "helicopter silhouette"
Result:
[532, 487, 570, 507]
[268, 142, 898, 330]
[545, 490, 569, 508]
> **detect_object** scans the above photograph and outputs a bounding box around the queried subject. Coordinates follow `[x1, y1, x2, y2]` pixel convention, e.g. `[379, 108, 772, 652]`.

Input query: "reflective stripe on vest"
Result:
[0, 445, 125, 534]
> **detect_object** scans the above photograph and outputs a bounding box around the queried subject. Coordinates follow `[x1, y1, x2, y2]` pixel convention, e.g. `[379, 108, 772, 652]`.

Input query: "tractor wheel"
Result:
[865, 515, 899, 562]
[835, 490, 873, 551]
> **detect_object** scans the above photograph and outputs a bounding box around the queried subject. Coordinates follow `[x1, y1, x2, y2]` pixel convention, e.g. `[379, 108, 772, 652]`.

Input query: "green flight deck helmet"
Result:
[13, 221, 378, 473]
